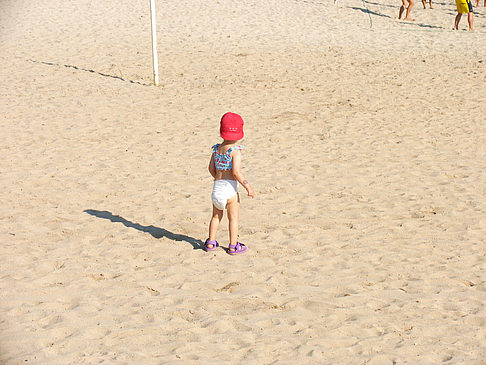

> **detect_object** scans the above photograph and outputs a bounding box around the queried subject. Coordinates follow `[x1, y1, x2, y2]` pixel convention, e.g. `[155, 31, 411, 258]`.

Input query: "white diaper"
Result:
[211, 179, 238, 210]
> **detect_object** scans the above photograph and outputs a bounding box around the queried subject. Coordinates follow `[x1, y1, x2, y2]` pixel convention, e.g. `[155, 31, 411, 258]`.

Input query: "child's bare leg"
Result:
[422, 0, 426, 9]
[208, 205, 223, 247]
[226, 194, 240, 249]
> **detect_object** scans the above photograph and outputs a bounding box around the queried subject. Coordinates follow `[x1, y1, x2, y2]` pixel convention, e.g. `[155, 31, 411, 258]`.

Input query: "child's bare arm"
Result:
[208, 155, 216, 178]
[231, 150, 255, 198]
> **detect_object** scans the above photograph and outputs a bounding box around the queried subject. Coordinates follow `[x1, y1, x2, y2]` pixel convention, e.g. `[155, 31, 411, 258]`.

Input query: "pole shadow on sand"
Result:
[29, 60, 152, 86]
[84, 209, 204, 250]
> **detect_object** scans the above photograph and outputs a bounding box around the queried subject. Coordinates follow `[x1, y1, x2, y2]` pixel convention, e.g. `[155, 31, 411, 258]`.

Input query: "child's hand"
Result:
[240, 178, 254, 198]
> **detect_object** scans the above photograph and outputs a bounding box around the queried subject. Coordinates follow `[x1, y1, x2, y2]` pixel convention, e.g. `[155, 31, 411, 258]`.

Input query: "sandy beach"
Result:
[1, 0, 486, 363]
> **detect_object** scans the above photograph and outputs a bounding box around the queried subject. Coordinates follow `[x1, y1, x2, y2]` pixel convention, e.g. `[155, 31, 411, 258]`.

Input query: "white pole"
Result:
[150, 0, 159, 86]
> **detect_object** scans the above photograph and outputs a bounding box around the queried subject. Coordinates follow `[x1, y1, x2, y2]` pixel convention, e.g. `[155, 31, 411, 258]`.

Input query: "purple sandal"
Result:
[204, 239, 219, 251]
[228, 242, 248, 255]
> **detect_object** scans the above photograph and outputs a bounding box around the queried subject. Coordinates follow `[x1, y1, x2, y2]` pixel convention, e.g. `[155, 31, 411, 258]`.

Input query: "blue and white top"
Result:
[212, 144, 243, 171]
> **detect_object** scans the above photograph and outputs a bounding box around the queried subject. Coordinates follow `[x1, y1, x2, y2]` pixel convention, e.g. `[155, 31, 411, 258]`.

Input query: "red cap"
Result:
[220, 112, 244, 141]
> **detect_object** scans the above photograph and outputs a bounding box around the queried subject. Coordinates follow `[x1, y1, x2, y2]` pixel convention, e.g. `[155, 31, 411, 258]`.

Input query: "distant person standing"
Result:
[476, 0, 485, 7]
[399, 0, 415, 21]
[454, 0, 474, 30]
[422, 0, 433, 8]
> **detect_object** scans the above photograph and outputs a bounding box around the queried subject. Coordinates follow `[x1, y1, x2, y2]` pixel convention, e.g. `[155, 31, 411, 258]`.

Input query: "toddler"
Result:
[205, 112, 255, 255]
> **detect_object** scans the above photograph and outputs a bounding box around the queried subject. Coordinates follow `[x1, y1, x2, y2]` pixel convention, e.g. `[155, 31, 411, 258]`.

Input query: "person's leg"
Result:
[405, 0, 415, 20]
[399, 0, 409, 18]
[468, 11, 474, 30]
[208, 205, 223, 247]
[226, 194, 240, 249]
[454, 13, 462, 29]
[429, 0, 433, 8]
[422, 0, 426, 8]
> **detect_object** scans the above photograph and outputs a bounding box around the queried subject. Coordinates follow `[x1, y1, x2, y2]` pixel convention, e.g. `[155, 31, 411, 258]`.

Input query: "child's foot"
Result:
[204, 239, 219, 251]
[228, 242, 248, 255]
